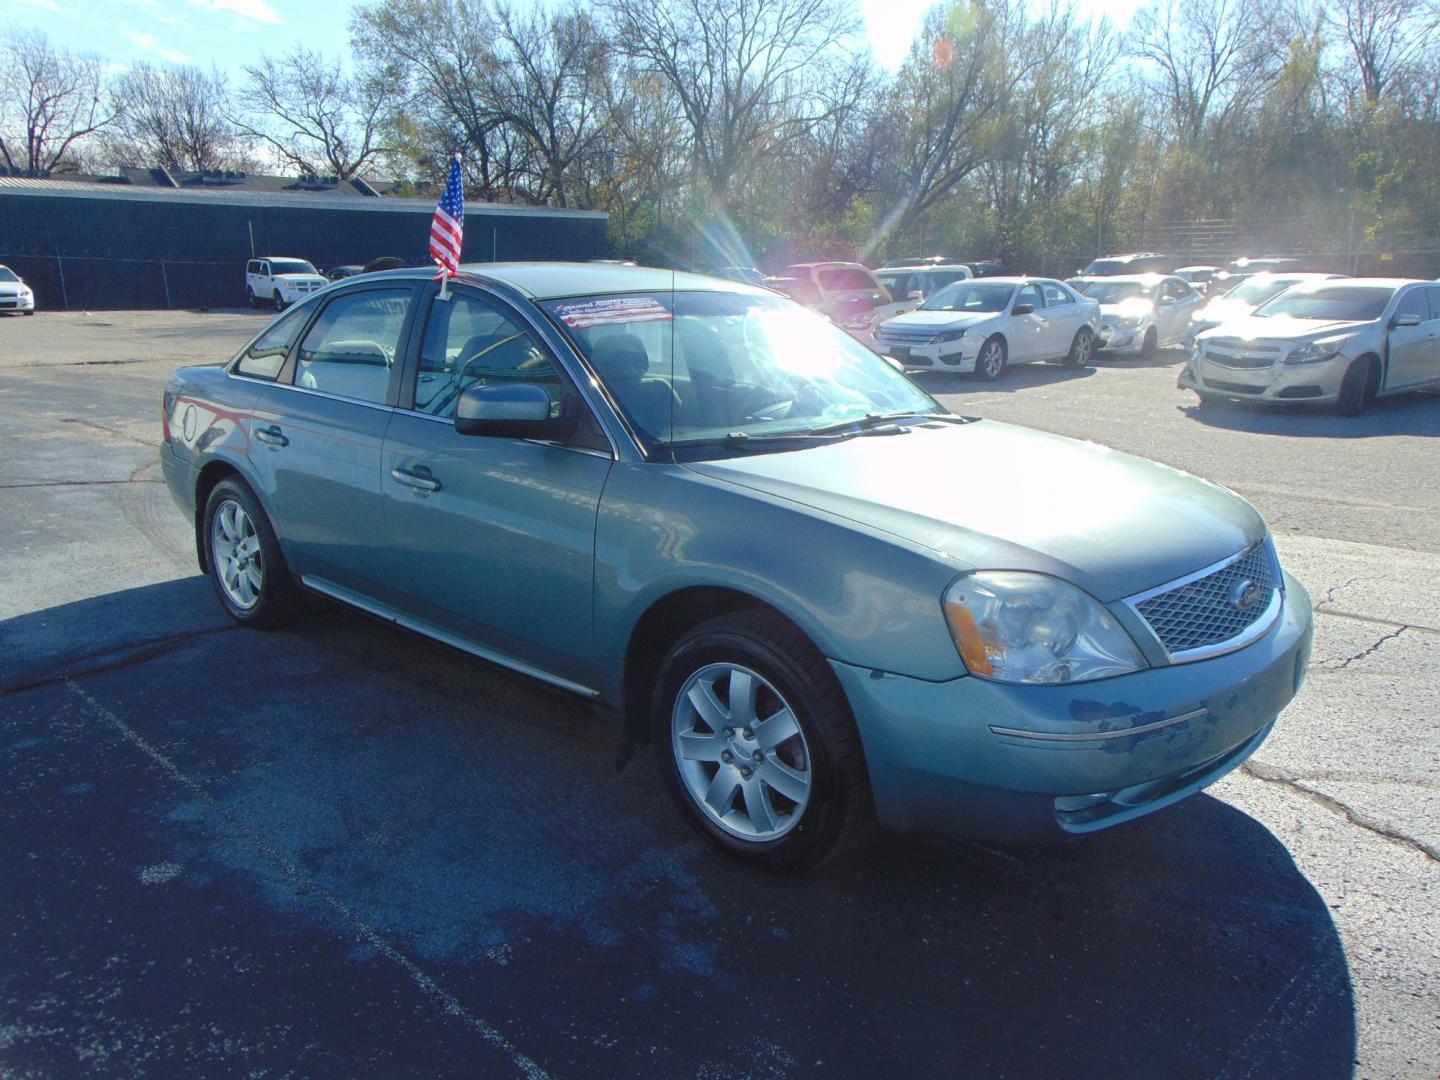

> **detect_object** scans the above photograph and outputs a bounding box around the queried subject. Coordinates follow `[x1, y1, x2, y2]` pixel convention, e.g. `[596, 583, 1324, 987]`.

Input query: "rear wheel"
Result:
[203, 478, 304, 628]
[1336, 356, 1379, 416]
[1063, 327, 1095, 368]
[653, 611, 872, 870]
[975, 335, 1007, 380]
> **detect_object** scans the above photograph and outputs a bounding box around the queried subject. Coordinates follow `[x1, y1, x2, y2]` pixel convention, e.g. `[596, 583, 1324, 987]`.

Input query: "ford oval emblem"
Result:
[1230, 579, 1263, 611]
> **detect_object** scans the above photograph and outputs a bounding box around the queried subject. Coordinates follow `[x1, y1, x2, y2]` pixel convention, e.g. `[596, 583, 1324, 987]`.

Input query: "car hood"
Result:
[1195, 298, 1256, 325]
[882, 310, 1000, 331]
[274, 273, 326, 286]
[685, 421, 1263, 602]
[1196, 314, 1374, 343]
[1098, 301, 1156, 320]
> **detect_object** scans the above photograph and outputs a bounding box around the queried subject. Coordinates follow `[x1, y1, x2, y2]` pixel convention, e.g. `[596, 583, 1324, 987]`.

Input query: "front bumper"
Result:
[1097, 322, 1145, 352]
[874, 338, 975, 372]
[0, 293, 34, 312]
[1179, 353, 1350, 404]
[832, 573, 1312, 843]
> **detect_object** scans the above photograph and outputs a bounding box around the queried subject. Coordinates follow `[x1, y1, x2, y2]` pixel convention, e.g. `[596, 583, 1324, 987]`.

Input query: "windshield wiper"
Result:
[807, 411, 970, 436]
[658, 431, 854, 453]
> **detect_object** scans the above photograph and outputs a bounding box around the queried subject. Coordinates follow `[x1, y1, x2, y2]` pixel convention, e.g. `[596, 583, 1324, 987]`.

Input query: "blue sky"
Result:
[11, 0, 1148, 76]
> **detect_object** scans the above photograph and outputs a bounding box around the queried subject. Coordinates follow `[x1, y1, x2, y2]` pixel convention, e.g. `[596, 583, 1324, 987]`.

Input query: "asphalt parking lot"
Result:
[1, 309, 1437, 1078]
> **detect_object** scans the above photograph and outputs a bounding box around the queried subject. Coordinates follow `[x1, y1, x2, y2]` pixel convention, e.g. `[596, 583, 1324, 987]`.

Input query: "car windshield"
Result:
[920, 282, 1013, 312]
[1078, 281, 1150, 304]
[269, 260, 317, 276]
[1082, 259, 1127, 275]
[1223, 276, 1305, 305]
[0, 267, 17, 283]
[877, 272, 908, 294]
[543, 290, 938, 449]
[1253, 286, 1393, 321]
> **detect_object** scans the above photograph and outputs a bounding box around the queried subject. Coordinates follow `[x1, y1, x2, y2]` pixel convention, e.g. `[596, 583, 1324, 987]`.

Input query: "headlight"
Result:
[1115, 315, 1143, 328]
[1284, 339, 1346, 365]
[943, 572, 1145, 684]
[936, 328, 966, 343]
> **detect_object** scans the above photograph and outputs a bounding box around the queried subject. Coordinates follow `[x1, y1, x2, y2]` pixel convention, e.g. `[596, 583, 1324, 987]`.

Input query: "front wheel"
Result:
[653, 611, 872, 870]
[1140, 327, 1158, 361]
[1336, 356, 1378, 416]
[974, 335, 1007, 380]
[274, 297, 288, 311]
[245, 286, 257, 309]
[203, 478, 304, 627]
[1063, 327, 1095, 368]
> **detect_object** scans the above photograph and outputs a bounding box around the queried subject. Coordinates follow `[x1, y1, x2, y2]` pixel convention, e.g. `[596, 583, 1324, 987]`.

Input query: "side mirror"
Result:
[1392, 312, 1422, 328]
[1159, 295, 1177, 306]
[454, 383, 577, 440]
[907, 289, 924, 301]
[1012, 303, 1035, 316]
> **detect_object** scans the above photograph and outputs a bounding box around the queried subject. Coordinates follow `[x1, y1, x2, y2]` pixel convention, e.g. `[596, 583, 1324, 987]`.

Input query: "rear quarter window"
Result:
[235, 304, 311, 380]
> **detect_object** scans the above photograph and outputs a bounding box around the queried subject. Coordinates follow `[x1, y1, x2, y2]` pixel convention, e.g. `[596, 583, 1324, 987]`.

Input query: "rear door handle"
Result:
[254, 425, 288, 447]
[391, 467, 441, 493]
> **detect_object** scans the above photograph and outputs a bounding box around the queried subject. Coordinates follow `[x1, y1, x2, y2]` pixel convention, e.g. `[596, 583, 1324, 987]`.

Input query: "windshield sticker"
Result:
[554, 297, 673, 329]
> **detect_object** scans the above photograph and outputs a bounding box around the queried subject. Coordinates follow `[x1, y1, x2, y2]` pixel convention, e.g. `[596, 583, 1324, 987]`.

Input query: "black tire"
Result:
[245, 286, 257, 309]
[1336, 356, 1378, 416]
[1140, 327, 1158, 362]
[1063, 327, 1095, 368]
[202, 478, 304, 628]
[652, 611, 873, 870]
[22, 310, 34, 316]
[974, 335, 1007, 381]
[274, 296, 288, 312]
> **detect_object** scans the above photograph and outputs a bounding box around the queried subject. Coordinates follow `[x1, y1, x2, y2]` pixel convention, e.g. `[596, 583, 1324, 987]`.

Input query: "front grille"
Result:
[876, 327, 938, 346]
[1134, 543, 1280, 657]
[1203, 378, 1264, 394]
[1205, 349, 1272, 369]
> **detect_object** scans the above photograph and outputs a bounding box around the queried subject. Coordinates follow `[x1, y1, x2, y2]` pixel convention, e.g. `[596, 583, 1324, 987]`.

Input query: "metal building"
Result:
[0, 176, 608, 311]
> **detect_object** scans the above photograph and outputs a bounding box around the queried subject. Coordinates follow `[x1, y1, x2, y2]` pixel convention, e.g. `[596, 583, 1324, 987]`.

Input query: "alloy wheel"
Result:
[211, 498, 263, 610]
[671, 663, 813, 841]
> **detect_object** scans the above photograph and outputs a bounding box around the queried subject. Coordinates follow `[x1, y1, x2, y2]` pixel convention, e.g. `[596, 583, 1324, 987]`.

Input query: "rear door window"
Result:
[293, 288, 411, 404]
[1041, 282, 1071, 306]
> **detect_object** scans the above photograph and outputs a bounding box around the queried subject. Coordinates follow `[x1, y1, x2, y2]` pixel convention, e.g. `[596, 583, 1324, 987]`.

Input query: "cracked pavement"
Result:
[1, 311, 1437, 1077]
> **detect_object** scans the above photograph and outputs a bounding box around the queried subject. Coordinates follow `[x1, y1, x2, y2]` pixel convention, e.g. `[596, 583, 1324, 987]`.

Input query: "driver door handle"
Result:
[254, 425, 288, 447]
[391, 467, 441, 493]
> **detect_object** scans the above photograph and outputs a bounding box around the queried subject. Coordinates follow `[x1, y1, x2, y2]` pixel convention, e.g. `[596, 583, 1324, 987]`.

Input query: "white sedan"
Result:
[1073, 274, 1203, 359]
[0, 264, 35, 315]
[871, 277, 1100, 379]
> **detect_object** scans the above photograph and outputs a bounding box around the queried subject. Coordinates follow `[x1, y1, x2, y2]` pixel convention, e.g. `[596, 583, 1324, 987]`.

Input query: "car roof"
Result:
[435, 261, 761, 300]
[880, 264, 973, 274]
[1175, 265, 1219, 272]
[1280, 276, 1424, 289]
[1075, 273, 1168, 285]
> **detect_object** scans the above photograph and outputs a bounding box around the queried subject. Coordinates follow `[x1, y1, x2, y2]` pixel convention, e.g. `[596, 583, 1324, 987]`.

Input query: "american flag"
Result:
[429, 154, 463, 279]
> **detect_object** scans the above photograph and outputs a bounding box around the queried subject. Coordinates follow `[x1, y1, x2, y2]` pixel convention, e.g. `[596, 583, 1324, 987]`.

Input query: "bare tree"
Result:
[352, 0, 518, 197]
[482, 5, 613, 206]
[1131, 0, 1281, 144]
[873, 0, 1010, 243]
[103, 63, 243, 172]
[601, 0, 858, 197]
[234, 46, 392, 178]
[0, 29, 116, 175]
[1328, 0, 1440, 103]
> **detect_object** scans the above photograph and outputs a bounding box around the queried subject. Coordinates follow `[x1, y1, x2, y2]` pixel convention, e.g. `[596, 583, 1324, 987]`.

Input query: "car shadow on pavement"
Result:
[1179, 390, 1440, 438]
[1094, 349, 1189, 369]
[911, 364, 1097, 397]
[0, 578, 1357, 1078]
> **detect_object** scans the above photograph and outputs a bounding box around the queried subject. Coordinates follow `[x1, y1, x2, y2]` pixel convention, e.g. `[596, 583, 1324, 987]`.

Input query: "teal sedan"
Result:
[161, 264, 1313, 869]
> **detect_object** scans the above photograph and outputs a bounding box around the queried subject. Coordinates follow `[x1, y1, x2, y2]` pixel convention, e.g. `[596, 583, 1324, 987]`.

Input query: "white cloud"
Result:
[183, 0, 282, 25]
[126, 30, 190, 64]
